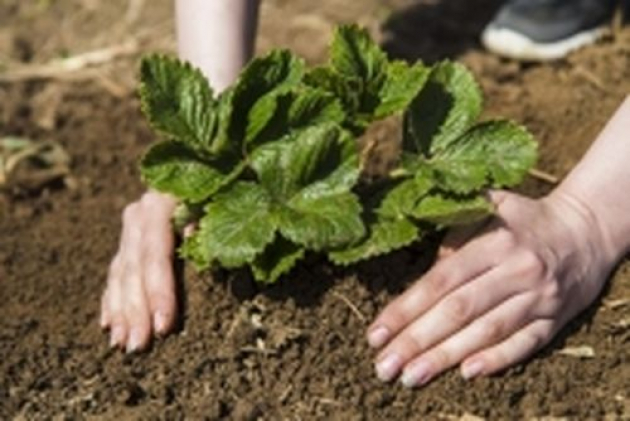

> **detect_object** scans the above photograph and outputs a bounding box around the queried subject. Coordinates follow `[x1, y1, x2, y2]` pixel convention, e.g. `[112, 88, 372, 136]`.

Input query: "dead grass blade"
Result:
[0, 39, 139, 83]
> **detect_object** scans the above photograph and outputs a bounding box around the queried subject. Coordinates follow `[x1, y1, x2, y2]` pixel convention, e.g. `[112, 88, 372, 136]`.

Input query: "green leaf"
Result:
[251, 237, 305, 283]
[232, 50, 305, 143]
[429, 156, 487, 195]
[412, 194, 493, 227]
[141, 141, 239, 202]
[246, 88, 346, 147]
[251, 124, 365, 250]
[434, 120, 538, 190]
[245, 93, 279, 144]
[251, 124, 359, 201]
[279, 191, 365, 250]
[405, 61, 482, 155]
[307, 29, 428, 131]
[330, 24, 387, 83]
[329, 25, 395, 130]
[375, 61, 430, 119]
[179, 233, 213, 271]
[377, 176, 433, 219]
[197, 182, 278, 268]
[304, 66, 362, 114]
[467, 121, 538, 187]
[288, 88, 345, 128]
[235, 49, 305, 100]
[140, 55, 216, 150]
[203, 88, 237, 156]
[330, 172, 430, 265]
[329, 215, 420, 266]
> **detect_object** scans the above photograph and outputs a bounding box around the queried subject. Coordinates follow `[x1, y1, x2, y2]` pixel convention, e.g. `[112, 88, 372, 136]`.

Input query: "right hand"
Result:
[367, 190, 616, 386]
[100, 191, 180, 352]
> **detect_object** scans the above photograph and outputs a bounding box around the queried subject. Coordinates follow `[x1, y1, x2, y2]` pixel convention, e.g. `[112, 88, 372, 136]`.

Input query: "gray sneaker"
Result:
[482, 0, 618, 61]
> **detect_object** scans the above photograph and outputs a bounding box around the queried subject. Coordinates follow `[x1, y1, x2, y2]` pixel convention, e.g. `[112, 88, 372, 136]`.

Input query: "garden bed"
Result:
[1, 0, 629, 419]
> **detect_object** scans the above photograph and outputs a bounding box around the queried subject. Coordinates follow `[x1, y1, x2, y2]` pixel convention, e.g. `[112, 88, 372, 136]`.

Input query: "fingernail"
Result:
[367, 327, 390, 348]
[375, 354, 402, 382]
[110, 326, 124, 348]
[401, 360, 432, 388]
[462, 360, 484, 380]
[154, 312, 168, 334]
[126, 329, 143, 353]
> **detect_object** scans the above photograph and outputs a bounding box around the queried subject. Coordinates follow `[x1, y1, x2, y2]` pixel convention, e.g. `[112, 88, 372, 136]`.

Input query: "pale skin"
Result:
[101, 0, 630, 387]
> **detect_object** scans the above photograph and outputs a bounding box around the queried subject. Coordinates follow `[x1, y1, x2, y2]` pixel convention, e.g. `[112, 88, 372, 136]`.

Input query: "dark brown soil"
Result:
[1, 0, 630, 419]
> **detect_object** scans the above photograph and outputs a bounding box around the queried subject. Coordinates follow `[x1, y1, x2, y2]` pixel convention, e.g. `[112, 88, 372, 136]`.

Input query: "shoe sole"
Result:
[481, 25, 609, 61]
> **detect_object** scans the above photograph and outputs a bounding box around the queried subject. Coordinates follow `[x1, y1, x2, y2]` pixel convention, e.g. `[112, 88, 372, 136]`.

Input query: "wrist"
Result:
[546, 186, 627, 265]
[548, 96, 630, 261]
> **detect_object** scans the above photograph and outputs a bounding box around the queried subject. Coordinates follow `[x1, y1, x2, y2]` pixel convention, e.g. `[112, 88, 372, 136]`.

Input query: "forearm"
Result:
[553, 96, 630, 258]
[175, 0, 259, 92]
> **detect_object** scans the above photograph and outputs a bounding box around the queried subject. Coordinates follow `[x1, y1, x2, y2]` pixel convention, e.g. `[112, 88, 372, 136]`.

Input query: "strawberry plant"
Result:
[139, 25, 537, 283]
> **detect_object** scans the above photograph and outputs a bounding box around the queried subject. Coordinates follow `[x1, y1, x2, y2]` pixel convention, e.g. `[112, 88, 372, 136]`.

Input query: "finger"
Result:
[398, 293, 536, 387]
[438, 218, 491, 260]
[143, 216, 178, 335]
[367, 231, 501, 350]
[121, 269, 153, 353]
[106, 256, 128, 349]
[373, 254, 534, 382]
[118, 203, 152, 353]
[146, 263, 177, 335]
[461, 319, 557, 379]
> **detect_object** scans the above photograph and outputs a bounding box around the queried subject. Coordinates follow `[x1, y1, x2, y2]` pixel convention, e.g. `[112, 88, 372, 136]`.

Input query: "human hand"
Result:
[100, 191, 179, 352]
[367, 189, 617, 387]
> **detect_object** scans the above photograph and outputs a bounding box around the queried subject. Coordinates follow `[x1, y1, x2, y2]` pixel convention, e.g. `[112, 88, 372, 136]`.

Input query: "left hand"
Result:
[366, 189, 616, 387]
[101, 191, 179, 352]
